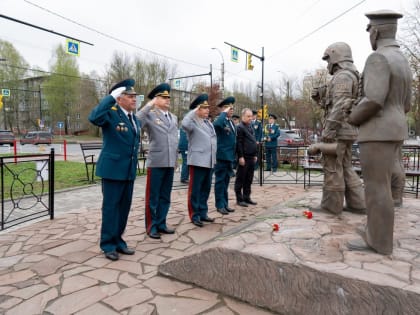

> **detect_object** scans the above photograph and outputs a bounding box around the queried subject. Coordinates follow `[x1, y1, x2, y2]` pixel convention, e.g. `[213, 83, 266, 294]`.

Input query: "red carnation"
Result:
[272, 223, 280, 231]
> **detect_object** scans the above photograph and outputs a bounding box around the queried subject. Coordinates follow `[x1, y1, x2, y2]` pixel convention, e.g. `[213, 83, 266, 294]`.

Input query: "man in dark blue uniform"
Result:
[88, 78, 140, 261]
[178, 127, 189, 184]
[252, 110, 263, 169]
[136, 83, 178, 239]
[264, 114, 280, 172]
[213, 96, 236, 215]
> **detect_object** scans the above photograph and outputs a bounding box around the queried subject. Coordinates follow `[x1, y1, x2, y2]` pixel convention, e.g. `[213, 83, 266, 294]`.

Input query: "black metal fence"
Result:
[1, 149, 55, 230]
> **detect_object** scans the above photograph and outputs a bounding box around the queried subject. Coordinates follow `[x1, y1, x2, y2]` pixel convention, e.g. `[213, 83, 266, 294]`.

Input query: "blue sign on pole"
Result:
[57, 121, 64, 129]
[66, 39, 80, 56]
[1, 89, 10, 97]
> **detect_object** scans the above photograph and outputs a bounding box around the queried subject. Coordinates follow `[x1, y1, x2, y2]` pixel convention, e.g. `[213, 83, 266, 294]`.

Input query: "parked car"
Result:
[0, 130, 15, 146]
[277, 130, 305, 146]
[20, 131, 53, 145]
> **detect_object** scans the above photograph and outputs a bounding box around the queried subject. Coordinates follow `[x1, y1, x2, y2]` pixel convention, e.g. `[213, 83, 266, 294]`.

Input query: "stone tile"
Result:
[5, 288, 58, 315]
[202, 307, 235, 315]
[0, 269, 35, 285]
[136, 243, 169, 252]
[75, 302, 120, 315]
[0, 296, 22, 309]
[63, 266, 95, 278]
[84, 256, 111, 268]
[6, 242, 23, 255]
[0, 286, 14, 295]
[151, 295, 216, 315]
[188, 230, 223, 245]
[364, 260, 411, 282]
[143, 276, 192, 295]
[333, 267, 408, 288]
[44, 240, 94, 257]
[21, 254, 47, 263]
[170, 240, 193, 251]
[177, 287, 219, 301]
[223, 296, 274, 315]
[7, 283, 50, 299]
[103, 287, 153, 311]
[140, 253, 166, 266]
[119, 272, 142, 287]
[83, 268, 121, 283]
[128, 303, 155, 315]
[30, 256, 68, 276]
[61, 250, 98, 263]
[107, 260, 143, 275]
[45, 285, 112, 314]
[43, 273, 62, 286]
[0, 255, 25, 269]
[61, 275, 99, 295]
[160, 248, 184, 259]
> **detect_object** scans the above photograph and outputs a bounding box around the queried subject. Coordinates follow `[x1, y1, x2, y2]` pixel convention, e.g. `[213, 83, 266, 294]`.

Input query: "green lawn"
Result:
[1, 160, 145, 200]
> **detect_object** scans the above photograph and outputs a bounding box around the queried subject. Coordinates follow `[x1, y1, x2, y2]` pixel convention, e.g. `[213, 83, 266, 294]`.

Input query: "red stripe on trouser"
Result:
[187, 166, 194, 220]
[145, 168, 152, 233]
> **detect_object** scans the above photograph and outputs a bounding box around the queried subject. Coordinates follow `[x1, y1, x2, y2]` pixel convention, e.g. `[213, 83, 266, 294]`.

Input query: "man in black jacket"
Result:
[235, 108, 258, 207]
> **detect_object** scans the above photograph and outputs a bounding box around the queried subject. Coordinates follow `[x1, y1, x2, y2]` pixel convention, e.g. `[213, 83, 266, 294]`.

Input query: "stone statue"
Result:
[347, 10, 412, 255]
[310, 42, 366, 215]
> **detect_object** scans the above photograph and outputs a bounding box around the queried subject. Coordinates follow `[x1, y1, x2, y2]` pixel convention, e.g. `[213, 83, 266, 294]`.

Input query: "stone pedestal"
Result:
[159, 192, 420, 314]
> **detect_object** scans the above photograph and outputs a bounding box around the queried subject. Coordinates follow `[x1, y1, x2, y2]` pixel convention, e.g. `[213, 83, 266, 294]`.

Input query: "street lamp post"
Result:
[211, 48, 224, 98]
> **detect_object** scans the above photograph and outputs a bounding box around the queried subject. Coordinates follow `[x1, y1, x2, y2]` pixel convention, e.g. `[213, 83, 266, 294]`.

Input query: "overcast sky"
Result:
[0, 0, 414, 90]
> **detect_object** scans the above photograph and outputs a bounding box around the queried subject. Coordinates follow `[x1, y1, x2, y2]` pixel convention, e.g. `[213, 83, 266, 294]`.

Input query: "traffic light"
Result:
[247, 54, 254, 71]
[0, 95, 3, 110]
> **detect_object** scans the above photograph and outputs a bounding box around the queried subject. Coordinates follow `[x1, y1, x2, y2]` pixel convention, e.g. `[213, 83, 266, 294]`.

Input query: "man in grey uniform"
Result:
[136, 83, 178, 239]
[347, 10, 412, 255]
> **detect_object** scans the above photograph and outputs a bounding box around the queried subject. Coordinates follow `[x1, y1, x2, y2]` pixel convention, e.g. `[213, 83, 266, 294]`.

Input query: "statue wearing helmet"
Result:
[310, 42, 366, 215]
[322, 42, 354, 75]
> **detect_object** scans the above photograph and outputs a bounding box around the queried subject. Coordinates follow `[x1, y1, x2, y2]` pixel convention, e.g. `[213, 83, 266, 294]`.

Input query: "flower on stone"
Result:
[303, 210, 313, 219]
[272, 223, 280, 232]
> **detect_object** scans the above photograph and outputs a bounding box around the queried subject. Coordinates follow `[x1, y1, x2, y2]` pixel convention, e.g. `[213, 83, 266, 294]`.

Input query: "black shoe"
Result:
[217, 208, 229, 215]
[158, 227, 175, 234]
[116, 247, 135, 255]
[201, 216, 215, 222]
[181, 180, 189, 184]
[104, 251, 119, 261]
[225, 206, 235, 212]
[192, 219, 204, 227]
[148, 231, 161, 239]
[264, 169, 270, 171]
[237, 201, 248, 207]
[245, 199, 257, 205]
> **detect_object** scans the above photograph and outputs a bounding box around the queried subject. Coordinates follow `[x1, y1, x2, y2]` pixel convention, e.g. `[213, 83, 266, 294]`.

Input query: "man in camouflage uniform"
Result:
[311, 42, 365, 215]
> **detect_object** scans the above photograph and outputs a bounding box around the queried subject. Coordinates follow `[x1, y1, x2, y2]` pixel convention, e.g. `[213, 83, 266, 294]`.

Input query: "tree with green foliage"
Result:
[0, 40, 29, 132]
[43, 44, 80, 135]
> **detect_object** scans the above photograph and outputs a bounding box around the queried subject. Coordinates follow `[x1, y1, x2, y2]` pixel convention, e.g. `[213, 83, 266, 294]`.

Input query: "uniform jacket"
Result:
[213, 112, 236, 162]
[136, 103, 178, 167]
[236, 122, 258, 159]
[350, 39, 412, 142]
[178, 128, 188, 152]
[88, 95, 140, 181]
[264, 123, 280, 148]
[251, 119, 263, 142]
[324, 67, 359, 140]
[181, 110, 217, 168]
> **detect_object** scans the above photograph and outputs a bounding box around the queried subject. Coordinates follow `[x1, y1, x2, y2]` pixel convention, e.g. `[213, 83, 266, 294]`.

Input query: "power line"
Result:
[0, 63, 106, 82]
[24, 0, 209, 71]
[267, 0, 366, 59]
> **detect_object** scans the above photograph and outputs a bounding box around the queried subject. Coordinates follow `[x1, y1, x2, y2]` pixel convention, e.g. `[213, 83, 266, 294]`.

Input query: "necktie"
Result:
[128, 114, 136, 133]
[164, 113, 170, 126]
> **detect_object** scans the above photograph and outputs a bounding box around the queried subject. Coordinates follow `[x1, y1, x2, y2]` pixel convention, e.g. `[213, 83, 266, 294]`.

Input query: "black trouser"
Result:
[234, 157, 256, 202]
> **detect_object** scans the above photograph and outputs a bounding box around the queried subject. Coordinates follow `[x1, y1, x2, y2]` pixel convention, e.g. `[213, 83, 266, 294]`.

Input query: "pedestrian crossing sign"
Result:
[66, 39, 80, 56]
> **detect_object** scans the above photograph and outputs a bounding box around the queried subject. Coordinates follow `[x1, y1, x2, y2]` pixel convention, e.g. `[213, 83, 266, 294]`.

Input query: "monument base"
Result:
[159, 191, 420, 314]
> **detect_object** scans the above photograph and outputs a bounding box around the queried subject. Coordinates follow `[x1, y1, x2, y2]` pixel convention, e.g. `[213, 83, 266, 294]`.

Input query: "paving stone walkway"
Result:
[0, 174, 306, 315]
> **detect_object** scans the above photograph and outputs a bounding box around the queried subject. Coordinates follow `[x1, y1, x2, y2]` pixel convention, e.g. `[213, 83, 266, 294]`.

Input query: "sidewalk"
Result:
[0, 174, 306, 314]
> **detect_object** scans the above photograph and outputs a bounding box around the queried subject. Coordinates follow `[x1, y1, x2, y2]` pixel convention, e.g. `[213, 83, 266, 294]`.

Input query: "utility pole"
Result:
[211, 48, 224, 98]
[224, 41, 265, 185]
